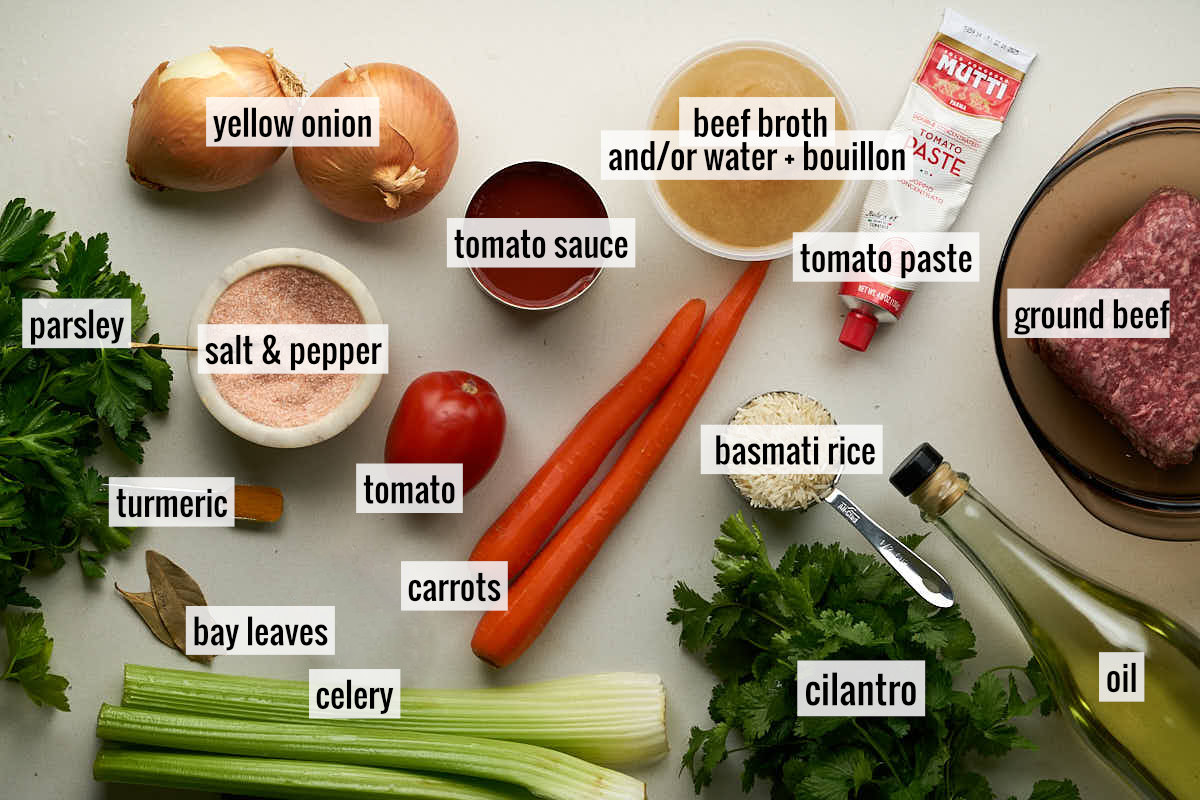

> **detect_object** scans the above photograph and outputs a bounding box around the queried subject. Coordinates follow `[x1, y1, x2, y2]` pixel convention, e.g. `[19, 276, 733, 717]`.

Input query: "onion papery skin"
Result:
[293, 63, 458, 222]
[126, 46, 302, 192]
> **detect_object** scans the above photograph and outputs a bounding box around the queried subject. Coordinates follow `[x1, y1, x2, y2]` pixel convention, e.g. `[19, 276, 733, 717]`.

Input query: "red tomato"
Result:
[384, 371, 506, 493]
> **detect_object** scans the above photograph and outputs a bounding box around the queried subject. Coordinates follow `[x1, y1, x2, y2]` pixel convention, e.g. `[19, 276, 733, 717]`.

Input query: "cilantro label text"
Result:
[797, 660, 925, 716]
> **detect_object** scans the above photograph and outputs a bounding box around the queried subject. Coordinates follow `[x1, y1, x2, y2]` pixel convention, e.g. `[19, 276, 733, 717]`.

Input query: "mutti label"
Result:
[918, 41, 1021, 121]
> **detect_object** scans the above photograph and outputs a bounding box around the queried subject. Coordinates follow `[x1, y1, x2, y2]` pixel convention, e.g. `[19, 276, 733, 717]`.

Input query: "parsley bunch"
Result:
[0, 198, 172, 708]
[669, 514, 1079, 800]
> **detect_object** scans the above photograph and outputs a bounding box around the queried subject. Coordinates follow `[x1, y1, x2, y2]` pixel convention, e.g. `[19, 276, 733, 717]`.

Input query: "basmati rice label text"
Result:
[701, 425, 883, 475]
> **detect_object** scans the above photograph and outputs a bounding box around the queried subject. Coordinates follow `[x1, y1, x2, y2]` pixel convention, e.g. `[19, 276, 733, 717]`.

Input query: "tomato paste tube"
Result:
[840, 8, 1036, 351]
[838, 279, 917, 351]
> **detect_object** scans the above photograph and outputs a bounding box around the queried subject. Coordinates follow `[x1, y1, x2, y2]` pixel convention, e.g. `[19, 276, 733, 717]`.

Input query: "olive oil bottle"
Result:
[890, 444, 1200, 800]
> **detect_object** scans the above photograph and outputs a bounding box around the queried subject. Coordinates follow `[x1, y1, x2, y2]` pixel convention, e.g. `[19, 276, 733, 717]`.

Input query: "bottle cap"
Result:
[890, 443, 943, 496]
[839, 309, 879, 351]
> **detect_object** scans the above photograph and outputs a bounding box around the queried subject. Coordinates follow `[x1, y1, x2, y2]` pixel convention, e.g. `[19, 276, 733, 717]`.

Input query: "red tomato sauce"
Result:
[466, 162, 606, 309]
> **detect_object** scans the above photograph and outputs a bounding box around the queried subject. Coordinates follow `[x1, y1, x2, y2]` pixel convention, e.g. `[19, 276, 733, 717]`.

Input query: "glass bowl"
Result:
[993, 88, 1200, 540]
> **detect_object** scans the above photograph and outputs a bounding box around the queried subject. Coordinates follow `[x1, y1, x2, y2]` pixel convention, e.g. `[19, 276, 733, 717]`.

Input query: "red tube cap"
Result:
[839, 309, 879, 352]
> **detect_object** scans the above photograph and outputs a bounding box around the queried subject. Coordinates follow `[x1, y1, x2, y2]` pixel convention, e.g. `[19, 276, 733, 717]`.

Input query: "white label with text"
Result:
[446, 218, 636, 270]
[701, 425, 883, 475]
[792, 232, 979, 282]
[309, 669, 401, 719]
[1099, 652, 1144, 702]
[197, 324, 389, 374]
[400, 561, 507, 611]
[357, 464, 463, 513]
[186, 606, 335, 656]
[206, 97, 379, 146]
[22, 298, 131, 348]
[108, 477, 234, 527]
[1007, 289, 1170, 338]
[677, 97, 836, 147]
[797, 660, 925, 716]
[601, 129, 911, 180]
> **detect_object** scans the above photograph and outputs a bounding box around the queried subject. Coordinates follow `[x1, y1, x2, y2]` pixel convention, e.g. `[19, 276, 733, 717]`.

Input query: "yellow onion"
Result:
[293, 64, 458, 222]
[127, 46, 304, 192]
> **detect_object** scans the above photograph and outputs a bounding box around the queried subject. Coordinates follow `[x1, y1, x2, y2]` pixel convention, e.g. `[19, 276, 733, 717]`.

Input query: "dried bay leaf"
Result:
[145, 550, 213, 663]
[115, 584, 174, 648]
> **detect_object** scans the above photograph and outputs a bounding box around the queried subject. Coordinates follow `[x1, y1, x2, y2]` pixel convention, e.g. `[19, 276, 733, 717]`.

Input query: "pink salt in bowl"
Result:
[188, 247, 384, 448]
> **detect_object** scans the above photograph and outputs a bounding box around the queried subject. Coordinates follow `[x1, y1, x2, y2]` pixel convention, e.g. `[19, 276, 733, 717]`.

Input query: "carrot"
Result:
[470, 298, 706, 579]
[472, 260, 770, 667]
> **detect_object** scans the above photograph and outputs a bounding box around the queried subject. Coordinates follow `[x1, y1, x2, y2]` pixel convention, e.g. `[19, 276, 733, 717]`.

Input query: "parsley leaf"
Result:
[0, 198, 172, 709]
[670, 513, 1076, 799]
[0, 198, 62, 285]
[2, 611, 69, 710]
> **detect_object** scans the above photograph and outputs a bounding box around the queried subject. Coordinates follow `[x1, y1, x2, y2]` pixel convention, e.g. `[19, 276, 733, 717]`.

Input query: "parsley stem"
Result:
[852, 719, 902, 783]
[32, 360, 51, 403]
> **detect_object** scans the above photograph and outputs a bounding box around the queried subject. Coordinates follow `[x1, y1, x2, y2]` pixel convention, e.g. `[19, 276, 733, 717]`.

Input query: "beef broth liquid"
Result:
[652, 47, 847, 248]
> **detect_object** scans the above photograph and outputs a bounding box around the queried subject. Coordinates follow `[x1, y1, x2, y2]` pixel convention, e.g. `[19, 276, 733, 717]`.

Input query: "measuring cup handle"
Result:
[824, 488, 955, 608]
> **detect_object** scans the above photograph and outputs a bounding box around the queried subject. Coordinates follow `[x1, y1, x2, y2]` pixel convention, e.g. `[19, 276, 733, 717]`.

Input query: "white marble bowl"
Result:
[187, 247, 384, 448]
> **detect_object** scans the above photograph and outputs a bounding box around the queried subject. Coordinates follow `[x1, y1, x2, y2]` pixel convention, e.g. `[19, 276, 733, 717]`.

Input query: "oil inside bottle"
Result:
[896, 447, 1200, 800]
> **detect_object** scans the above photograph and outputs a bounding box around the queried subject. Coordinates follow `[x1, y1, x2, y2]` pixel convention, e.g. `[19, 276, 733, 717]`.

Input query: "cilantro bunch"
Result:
[0, 198, 172, 708]
[669, 514, 1079, 800]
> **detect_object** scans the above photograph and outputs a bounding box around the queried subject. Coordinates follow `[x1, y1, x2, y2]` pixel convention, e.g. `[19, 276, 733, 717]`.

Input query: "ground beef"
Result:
[1031, 187, 1200, 468]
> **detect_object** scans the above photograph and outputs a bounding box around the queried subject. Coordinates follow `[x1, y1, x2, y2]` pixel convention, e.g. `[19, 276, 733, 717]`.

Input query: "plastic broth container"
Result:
[840, 9, 1036, 351]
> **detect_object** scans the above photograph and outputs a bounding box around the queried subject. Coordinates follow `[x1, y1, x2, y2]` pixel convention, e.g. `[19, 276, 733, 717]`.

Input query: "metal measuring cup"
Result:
[728, 392, 954, 608]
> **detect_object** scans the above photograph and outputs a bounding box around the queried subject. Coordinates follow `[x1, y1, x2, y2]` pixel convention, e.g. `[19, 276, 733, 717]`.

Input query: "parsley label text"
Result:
[22, 298, 131, 348]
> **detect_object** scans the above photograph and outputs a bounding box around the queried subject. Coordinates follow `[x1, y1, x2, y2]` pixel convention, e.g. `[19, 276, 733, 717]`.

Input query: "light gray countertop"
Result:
[3, 0, 1197, 797]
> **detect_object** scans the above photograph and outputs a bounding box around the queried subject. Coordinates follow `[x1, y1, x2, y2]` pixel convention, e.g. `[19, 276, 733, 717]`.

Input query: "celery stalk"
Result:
[96, 704, 645, 800]
[121, 664, 668, 766]
[92, 749, 530, 799]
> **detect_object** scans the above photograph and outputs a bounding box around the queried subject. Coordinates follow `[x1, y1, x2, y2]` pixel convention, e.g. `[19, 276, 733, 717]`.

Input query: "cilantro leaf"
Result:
[797, 748, 874, 800]
[670, 513, 1078, 799]
[681, 722, 729, 791]
[1008, 778, 1082, 800]
[969, 672, 1009, 729]
[1025, 779, 1082, 800]
[669, 581, 713, 652]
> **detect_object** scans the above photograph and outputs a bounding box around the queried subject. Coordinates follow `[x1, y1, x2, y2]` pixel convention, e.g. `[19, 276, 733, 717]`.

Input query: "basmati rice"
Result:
[730, 392, 836, 510]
